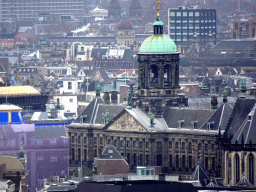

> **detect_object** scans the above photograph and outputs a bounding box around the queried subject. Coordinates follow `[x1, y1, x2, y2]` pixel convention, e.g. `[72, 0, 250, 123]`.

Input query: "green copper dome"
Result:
[153, 20, 163, 26]
[140, 35, 177, 53]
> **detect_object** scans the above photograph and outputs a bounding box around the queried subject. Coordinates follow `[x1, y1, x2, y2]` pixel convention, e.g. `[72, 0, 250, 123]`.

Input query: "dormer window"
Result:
[177, 120, 184, 128]
[207, 121, 214, 130]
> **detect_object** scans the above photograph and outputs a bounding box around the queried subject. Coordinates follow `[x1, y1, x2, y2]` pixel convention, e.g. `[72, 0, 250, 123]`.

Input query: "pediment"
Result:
[105, 111, 147, 133]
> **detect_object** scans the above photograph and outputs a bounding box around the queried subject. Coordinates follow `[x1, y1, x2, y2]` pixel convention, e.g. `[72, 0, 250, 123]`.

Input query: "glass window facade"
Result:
[169, 8, 216, 46]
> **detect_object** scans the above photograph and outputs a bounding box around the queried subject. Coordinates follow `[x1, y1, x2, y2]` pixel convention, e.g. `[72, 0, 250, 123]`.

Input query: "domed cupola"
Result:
[133, 0, 187, 116]
[139, 4, 177, 53]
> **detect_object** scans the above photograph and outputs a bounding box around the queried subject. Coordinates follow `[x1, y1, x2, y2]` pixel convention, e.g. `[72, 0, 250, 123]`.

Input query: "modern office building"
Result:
[168, 7, 216, 50]
[0, 0, 84, 21]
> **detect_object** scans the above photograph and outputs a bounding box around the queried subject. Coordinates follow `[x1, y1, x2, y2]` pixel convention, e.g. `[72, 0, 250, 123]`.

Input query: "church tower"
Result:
[128, 0, 143, 26]
[108, 0, 121, 23]
[133, 1, 187, 116]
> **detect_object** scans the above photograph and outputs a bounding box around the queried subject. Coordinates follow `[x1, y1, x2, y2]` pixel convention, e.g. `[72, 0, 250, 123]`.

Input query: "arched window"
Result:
[249, 153, 254, 185]
[150, 64, 159, 85]
[235, 153, 240, 183]
[164, 65, 171, 86]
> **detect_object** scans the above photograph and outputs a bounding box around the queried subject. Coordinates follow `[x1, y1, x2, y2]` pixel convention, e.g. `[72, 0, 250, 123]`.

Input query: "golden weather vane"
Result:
[156, 0, 161, 17]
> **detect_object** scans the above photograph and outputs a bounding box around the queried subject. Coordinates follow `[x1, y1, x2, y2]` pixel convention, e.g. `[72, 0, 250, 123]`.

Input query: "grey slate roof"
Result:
[35, 126, 67, 139]
[232, 104, 256, 144]
[200, 103, 233, 130]
[190, 164, 209, 186]
[100, 144, 123, 159]
[0, 63, 6, 73]
[125, 108, 169, 132]
[74, 97, 104, 124]
[226, 98, 256, 140]
[163, 107, 213, 129]
[212, 38, 255, 51]
[188, 97, 237, 110]
[74, 97, 125, 125]
[94, 104, 126, 124]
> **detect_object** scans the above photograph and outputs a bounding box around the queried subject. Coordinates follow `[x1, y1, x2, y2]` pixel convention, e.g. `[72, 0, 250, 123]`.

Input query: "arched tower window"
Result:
[164, 64, 171, 86]
[235, 153, 240, 184]
[249, 153, 254, 185]
[150, 64, 159, 85]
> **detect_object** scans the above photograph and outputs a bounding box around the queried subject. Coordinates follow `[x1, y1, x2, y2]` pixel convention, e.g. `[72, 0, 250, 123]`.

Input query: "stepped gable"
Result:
[232, 104, 256, 144]
[200, 102, 233, 130]
[163, 107, 213, 129]
[226, 98, 256, 139]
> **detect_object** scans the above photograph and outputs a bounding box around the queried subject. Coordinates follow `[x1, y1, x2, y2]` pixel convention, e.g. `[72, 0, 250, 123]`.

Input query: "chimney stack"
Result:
[103, 91, 110, 104]
[111, 91, 118, 104]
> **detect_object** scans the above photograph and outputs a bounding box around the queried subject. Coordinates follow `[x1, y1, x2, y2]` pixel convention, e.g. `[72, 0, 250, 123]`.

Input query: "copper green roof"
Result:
[140, 35, 177, 53]
[153, 20, 163, 26]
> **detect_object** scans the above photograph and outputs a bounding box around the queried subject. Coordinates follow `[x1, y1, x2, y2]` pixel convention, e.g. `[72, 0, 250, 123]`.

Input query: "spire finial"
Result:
[156, 0, 161, 18]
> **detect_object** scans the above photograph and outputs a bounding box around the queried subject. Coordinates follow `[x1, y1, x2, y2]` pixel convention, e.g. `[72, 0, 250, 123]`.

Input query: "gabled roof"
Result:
[100, 144, 123, 159]
[190, 163, 209, 186]
[236, 175, 254, 188]
[74, 97, 104, 124]
[104, 108, 169, 133]
[232, 104, 256, 144]
[200, 103, 233, 130]
[226, 98, 256, 140]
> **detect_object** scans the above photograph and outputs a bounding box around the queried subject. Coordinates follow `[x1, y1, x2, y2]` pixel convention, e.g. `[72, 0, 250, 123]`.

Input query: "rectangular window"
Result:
[176, 12, 181, 16]
[121, 140, 124, 147]
[94, 137, 97, 144]
[156, 142, 162, 149]
[140, 141, 143, 148]
[170, 12, 175, 16]
[175, 142, 179, 149]
[69, 98, 73, 103]
[100, 137, 103, 144]
[146, 142, 149, 149]
[183, 11, 187, 16]
[169, 155, 172, 167]
[50, 138, 57, 144]
[127, 141, 130, 148]
[50, 155, 57, 162]
[169, 141, 172, 148]
[133, 141, 137, 148]
[68, 82, 72, 90]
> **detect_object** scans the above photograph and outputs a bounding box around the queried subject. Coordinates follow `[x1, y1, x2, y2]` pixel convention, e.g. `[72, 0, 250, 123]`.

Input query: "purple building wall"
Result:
[0, 124, 69, 192]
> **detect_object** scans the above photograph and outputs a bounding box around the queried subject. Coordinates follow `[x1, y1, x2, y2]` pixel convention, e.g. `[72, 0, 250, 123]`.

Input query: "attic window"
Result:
[177, 120, 184, 128]
[207, 122, 215, 130]
[191, 121, 198, 129]
[80, 115, 87, 123]
[108, 150, 113, 154]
